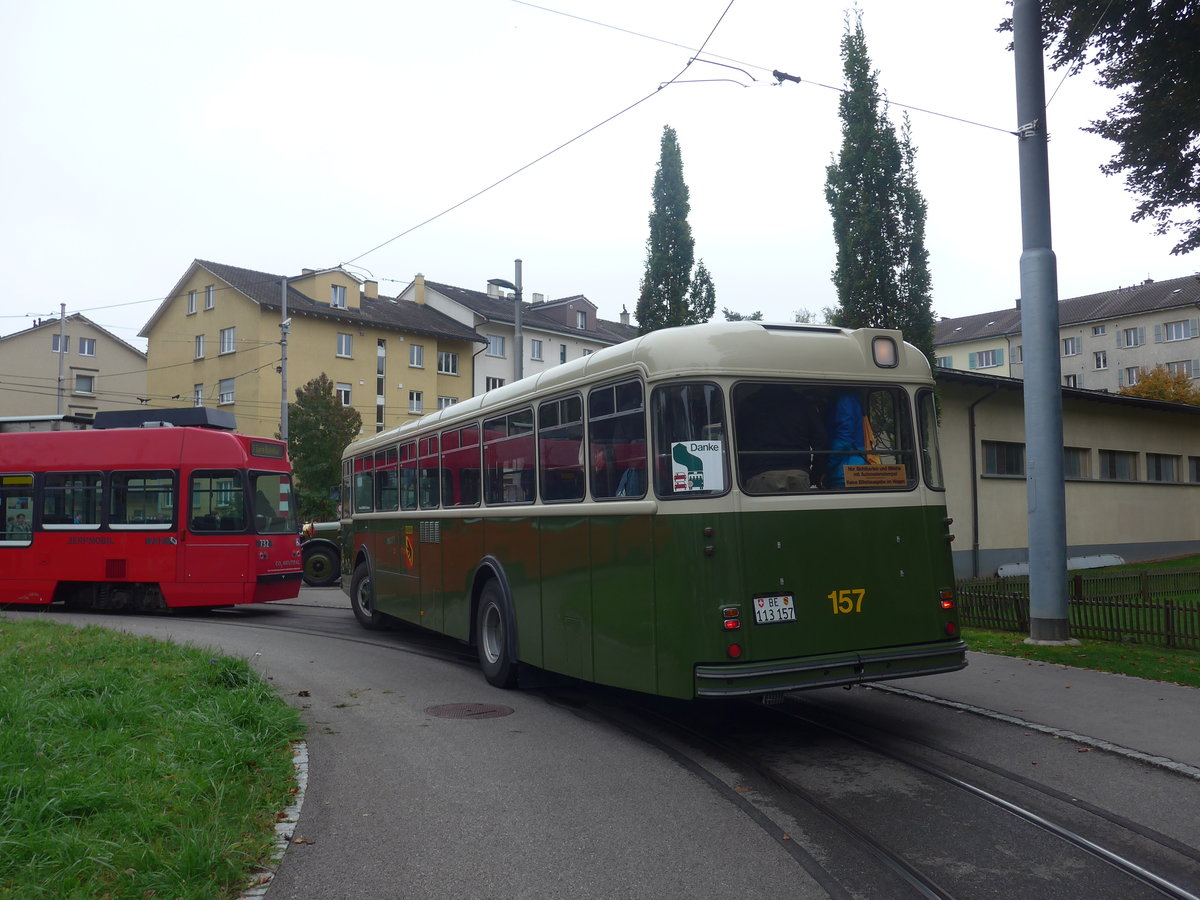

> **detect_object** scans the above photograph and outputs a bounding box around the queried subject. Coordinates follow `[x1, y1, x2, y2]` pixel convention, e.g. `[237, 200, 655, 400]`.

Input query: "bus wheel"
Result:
[350, 563, 387, 630]
[476, 581, 518, 689]
[302, 545, 339, 587]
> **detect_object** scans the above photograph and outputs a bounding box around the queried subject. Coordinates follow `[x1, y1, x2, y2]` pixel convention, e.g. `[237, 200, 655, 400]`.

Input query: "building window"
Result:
[1161, 319, 1191, 342]
[219, 327, 236, 355]
[1120, 326, 1145, 348]
[934, 356, 952, 368]
[218, 378, 235, 405]
[582, 348, 593, 356]
[1146, 453, 1179, 483]
[1094, 350, 1107, 370]
[409, 343, 424, 367]
[1092, 325, 1106, 336]
[194, 335, 205, 359]
[1062, 337, 1080, 356]
[982, 440, 1025, 476]
[336, 382, 352, 406]
[559, 344, 567, 364]
[187, 290, 197, 315]
[409, 390, 423, 414]
[1012, 344, 1023, 363]
[576, 311, 586, 329]
[193, 384, 204, 407]
[1063, 374, 1079, 388]
[1123, 366, 1141, 386]
[51, 333, 70, 354]
[437, 351, 459, 375]
[531, 339, 543, 361]
[78, 338, 96, 357]
[1167, 359, 1196, 378]
[331, 284, 346, 308]
[1063, 446, 1090, 478]
[437, 396, 458, 409]
[972, 349, 1002, 369]
[1190, 457, 1200, 483]
[486, 334, 505, 357]
[337, 333, 353, 357]
[485, 376, 505, 390]
[74, 374, 94, 394]
[1099, 449, 1137, 481]
[204, 285, 215, 310]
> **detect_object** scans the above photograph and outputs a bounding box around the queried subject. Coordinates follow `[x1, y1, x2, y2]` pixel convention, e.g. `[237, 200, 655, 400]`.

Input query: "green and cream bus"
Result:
[340, 322, 966, 699]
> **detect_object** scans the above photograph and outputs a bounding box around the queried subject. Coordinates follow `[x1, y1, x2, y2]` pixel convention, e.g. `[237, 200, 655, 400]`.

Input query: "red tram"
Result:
[0, 408, 302, 609]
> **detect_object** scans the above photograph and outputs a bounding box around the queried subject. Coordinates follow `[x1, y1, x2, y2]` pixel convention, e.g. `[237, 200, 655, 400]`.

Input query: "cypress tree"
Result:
[824, 14, 935, 362]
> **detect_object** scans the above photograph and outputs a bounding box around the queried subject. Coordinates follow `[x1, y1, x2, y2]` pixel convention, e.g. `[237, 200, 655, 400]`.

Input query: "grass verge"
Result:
[963, 627, 1200, 689]
[0, 619, 304, 900]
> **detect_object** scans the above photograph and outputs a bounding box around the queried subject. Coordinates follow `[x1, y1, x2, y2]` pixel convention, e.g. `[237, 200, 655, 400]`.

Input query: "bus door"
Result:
[183, 469, 251, 603]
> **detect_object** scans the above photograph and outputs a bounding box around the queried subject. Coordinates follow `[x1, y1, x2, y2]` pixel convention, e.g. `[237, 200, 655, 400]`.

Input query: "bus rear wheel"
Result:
[476, 581, 518, 689]
[350, 562, 388, 630]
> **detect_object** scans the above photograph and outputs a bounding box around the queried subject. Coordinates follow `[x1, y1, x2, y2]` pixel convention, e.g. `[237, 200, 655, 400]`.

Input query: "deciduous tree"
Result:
[1001, 1, 1200, 255]
[635, 126, 716, 333]
[287, 373, 362, 521]
[824, 13, 936, 363]
[1117, 364, 1200, 405]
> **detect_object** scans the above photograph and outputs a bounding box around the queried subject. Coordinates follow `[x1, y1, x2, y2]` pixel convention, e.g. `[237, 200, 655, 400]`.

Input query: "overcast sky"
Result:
[3, 0, 1194, 352]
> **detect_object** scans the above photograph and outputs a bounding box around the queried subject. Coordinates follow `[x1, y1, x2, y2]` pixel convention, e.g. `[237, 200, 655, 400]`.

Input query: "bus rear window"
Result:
[652, 383, 727, 497]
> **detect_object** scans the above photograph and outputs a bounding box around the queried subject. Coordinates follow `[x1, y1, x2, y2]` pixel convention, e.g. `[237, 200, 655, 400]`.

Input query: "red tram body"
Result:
[0, 409, 302, 609]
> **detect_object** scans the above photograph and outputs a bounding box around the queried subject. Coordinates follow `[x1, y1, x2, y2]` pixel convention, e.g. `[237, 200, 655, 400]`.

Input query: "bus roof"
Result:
[345, 322, 930, 458]
[0, 425, 283, 471]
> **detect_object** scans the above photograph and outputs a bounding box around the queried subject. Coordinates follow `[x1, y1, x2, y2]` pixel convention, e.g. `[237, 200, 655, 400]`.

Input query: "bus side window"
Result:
[589, 380, 645, 500]
[1, 473, 35, 544]
[538, 395, 584, 503]
[190, 471, 246, 531]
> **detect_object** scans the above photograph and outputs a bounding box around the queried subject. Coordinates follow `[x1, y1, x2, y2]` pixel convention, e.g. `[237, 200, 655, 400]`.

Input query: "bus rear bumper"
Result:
[694, 639, 968, 698]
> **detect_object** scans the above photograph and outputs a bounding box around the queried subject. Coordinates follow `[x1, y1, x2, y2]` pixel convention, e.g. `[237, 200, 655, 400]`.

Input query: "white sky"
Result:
[3, 0, 1193, 352]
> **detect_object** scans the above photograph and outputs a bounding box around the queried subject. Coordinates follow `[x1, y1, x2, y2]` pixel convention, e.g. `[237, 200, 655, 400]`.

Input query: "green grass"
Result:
[0, 619, 304, 900]
[963, 627, 1200, 689]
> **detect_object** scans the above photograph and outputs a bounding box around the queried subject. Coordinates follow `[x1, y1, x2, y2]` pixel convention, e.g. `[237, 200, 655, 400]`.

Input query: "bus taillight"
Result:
[945, 622, 958, 637]
[727, 643, 743, 659]
[939, 589, 955, 610]
[722, 606, 740, 630]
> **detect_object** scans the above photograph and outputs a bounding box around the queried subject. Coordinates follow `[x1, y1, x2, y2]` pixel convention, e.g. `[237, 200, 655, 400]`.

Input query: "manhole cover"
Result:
[424, 703, 515, 720]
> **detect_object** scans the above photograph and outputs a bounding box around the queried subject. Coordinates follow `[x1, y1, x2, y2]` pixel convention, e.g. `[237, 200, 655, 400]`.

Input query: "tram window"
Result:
[254, 473, 296, 534]
[538, 395, 584, 502]
[353, 455, 374, 514]
[589, 380, 646, 500]
[190, 471, 246, 531]
[442, 424, 481, 507]
[42, 472, 102, 527]
[375, 447, 399, 512]
[917, 390, 945, 491]
[0, 474, 34, 545]
[484, 408, 535, 504]
[651, 383, 727, 497]
[110, 471, 175, 526]
[399, 441, 418, 510]
[418, 435, 440, 509]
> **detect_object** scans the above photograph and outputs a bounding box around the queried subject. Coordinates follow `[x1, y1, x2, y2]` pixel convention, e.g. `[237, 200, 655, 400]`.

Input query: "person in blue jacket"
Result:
[825, 391, 867, 487]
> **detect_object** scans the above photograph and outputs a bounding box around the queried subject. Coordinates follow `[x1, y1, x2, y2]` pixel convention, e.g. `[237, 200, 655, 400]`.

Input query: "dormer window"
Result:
[576, 310, 586, 329]
[331, 285, 347, 308]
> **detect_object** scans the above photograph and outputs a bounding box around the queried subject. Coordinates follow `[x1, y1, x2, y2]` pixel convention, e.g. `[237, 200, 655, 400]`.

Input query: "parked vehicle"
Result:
[300, 520, 342, 587]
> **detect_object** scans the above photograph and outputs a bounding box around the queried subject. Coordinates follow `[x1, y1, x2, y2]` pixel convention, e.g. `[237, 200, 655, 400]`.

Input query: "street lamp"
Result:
[488, 259, 523, 383]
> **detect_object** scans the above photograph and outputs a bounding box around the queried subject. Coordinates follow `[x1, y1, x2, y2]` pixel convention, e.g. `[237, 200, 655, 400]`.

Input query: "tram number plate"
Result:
[753, 594, 796, 625]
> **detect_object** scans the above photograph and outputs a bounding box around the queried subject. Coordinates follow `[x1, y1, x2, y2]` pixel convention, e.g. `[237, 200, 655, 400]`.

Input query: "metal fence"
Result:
[956, 568, 1200, 651]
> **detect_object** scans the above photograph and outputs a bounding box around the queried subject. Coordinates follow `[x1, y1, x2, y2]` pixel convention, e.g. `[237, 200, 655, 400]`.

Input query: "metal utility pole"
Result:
[1014, 0, 1070, 642]
[280, 278, 291, 443]
[56, 303, 66, 415]
[487, 258, 524, 382]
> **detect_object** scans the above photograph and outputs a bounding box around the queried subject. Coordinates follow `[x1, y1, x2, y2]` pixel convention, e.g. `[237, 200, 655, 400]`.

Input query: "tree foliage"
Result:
[722, 307, 764, 321]
[1117, 364, 1200, 405]
[824, 14, 936, 363]
[635, 126, 716, 334]
[1001, 1, 1200, 255]
[287, 373, 362, 521]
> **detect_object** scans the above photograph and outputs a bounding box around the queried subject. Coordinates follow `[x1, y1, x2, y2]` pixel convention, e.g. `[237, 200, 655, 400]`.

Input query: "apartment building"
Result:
[138, 260, 483, 438]
[0, 314, 147, 419]
[934, 273, 1200, 390]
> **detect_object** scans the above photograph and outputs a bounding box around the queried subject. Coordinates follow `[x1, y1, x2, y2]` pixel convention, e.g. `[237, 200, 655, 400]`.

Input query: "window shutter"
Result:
[996, 348, 1005, 365]
[1190, 318, 1200, 338]
[1193, 359, 1200, 377]
[1154, 324, 1163, 343]
[968, 352, 977, 370]
[1138, 326, 1146, 346]
[1115, 331, 1123, 349]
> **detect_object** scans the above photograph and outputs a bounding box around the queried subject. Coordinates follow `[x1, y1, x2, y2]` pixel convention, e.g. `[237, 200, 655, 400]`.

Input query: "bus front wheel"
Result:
[476, 581, 518, 688]
[350, 563, 388, 630]
[302, 544, 339, 587]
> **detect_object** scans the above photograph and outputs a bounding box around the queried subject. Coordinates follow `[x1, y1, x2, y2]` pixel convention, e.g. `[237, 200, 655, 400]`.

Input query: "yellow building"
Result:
[139, 260, 484, 438]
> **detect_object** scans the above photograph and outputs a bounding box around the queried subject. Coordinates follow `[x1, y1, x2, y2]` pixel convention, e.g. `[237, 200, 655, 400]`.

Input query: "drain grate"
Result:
[424, 703, 514, 720]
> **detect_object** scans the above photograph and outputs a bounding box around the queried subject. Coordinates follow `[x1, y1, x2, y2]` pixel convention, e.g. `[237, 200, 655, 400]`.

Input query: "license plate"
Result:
[753, 594, 796, 625]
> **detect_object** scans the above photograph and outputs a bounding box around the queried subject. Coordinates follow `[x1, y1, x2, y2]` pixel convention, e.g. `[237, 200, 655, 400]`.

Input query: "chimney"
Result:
[532, 292, 545, 304]
[1015, 297, 1021, 309]
[620, 305, 630, 326]
[364, 280, 378, 299]
[487, 282, 500, 298]
[414, 274, 426, 305]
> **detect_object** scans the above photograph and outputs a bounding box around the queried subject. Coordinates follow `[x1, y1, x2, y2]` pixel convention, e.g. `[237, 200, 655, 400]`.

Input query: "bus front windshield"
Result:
[254, 473, 297, 534]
